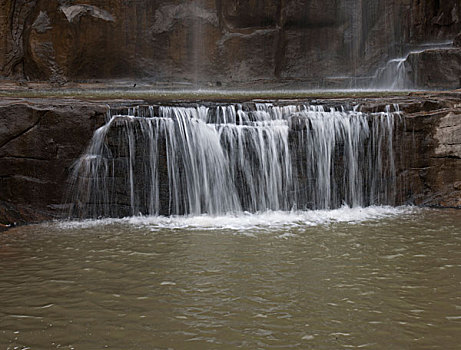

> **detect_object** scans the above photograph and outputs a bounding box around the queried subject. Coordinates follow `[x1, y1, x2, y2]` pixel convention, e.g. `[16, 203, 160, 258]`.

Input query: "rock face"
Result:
[0, 99, 107, 225]
[399, 98, 461, 208]
[320, 94, 461, 208]
[406, 48, 461, 89]
[0, 94, 460, 226]
[0, 0, 460, 86]
[454, 32, 461, 47]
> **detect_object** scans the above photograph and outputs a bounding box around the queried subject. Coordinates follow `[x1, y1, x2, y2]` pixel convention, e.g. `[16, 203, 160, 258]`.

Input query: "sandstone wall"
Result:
[0, 0, 460, 85]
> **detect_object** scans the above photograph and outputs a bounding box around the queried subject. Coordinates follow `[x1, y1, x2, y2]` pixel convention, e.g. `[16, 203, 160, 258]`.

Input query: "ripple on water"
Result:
[1, 207, 460, 349]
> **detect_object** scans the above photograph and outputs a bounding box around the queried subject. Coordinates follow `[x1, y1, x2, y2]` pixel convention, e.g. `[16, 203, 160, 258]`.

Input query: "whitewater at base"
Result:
[57, 206, 415, 232]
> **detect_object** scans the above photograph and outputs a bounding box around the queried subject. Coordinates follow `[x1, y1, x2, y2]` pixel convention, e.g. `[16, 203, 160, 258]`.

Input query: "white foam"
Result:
[56, 206, 417, 232]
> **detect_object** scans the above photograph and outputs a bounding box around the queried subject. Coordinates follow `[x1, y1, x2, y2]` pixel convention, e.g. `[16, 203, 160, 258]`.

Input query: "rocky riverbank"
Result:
[0, 90, 460, 228]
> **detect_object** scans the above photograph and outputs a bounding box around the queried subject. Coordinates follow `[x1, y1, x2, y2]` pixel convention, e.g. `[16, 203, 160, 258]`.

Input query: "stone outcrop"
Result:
[0, 0, 460, 87]
[0, 99, 107, 225]
[0, 0, 37, 78]
[399, 97, 461, 208]
[406, 48, 461, 89]
[408, 0, 461, 42]
[0, 93, 460, 227]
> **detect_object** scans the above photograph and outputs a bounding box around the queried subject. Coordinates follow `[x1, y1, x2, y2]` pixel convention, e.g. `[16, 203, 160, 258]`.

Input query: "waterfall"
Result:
[372, 58, 409, 90]
[69, 103, 401, 218]
[369, 41, 454, 89]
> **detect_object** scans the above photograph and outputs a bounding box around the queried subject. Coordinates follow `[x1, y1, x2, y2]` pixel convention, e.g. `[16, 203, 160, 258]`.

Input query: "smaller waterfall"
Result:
[369, 41, 454, 90]
[372, 58, 409, 90]
[69, 103, 401, 218]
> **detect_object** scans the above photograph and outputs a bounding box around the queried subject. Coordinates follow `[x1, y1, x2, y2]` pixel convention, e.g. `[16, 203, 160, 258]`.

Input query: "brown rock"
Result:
[1, 0, 460, 87]
[406, 48, 461, 90]
[454, 32, 461, 47]
[0, 0, 37, 77]
[222, 0, 279, 29]
[0, 99, 107, 224]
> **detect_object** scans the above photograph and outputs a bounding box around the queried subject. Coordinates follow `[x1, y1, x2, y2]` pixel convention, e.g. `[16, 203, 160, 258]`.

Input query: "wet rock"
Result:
[454, 32, 461, 47]
[408, 48, 461, 89]
[397, 95, 461, 208]
[0, 0, 460, 86]
[151, 3, 217, 34]
[0, 199, 50, 228]
[0, 99, 107, 224]
[406, 48, 461, 89]
[218, 29, 279, 81]
[435, 112, 461, 158]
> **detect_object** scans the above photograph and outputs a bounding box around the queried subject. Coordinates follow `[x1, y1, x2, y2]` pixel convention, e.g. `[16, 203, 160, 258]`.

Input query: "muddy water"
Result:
[1, 207, 460, 349]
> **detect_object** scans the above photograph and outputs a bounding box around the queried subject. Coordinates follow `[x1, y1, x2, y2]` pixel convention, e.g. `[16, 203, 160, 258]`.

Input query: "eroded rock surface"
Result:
[60, 5, 115, 23]
[407, 48, 461, 89]
[454, 32, 461, 47]
[435, 112, 461, 158]
[396, 97, 461, 208]
[0, 99, 107, 225]
[0, 0, 460, 86]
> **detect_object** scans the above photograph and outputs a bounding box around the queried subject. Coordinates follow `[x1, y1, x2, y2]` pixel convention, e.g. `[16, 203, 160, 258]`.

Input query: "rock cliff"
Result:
[0, 0, 460, 87]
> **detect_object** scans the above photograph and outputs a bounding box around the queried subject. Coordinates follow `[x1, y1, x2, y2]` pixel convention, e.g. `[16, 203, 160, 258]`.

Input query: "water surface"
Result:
[1, 207, 460, 349]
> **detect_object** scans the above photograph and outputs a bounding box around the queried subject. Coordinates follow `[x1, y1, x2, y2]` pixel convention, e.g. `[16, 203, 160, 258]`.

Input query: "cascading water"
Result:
[372, 58, 409, 90]
[369, 41, 454, 89]
[69, 103, 401, 218]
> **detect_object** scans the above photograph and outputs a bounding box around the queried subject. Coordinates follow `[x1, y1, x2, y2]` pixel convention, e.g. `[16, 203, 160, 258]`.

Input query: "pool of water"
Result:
[1, 207, 460, 349]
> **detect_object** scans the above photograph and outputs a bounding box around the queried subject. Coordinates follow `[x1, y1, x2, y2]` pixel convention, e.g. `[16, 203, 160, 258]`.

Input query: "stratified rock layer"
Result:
[0, 0, 460, 86]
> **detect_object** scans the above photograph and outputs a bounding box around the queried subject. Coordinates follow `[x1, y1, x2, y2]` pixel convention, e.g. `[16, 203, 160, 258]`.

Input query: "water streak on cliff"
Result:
[369, 41, 455, 90]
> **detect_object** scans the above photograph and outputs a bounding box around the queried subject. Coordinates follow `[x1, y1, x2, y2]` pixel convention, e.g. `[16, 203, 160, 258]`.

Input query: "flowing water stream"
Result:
[1, 208, 461, 349]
